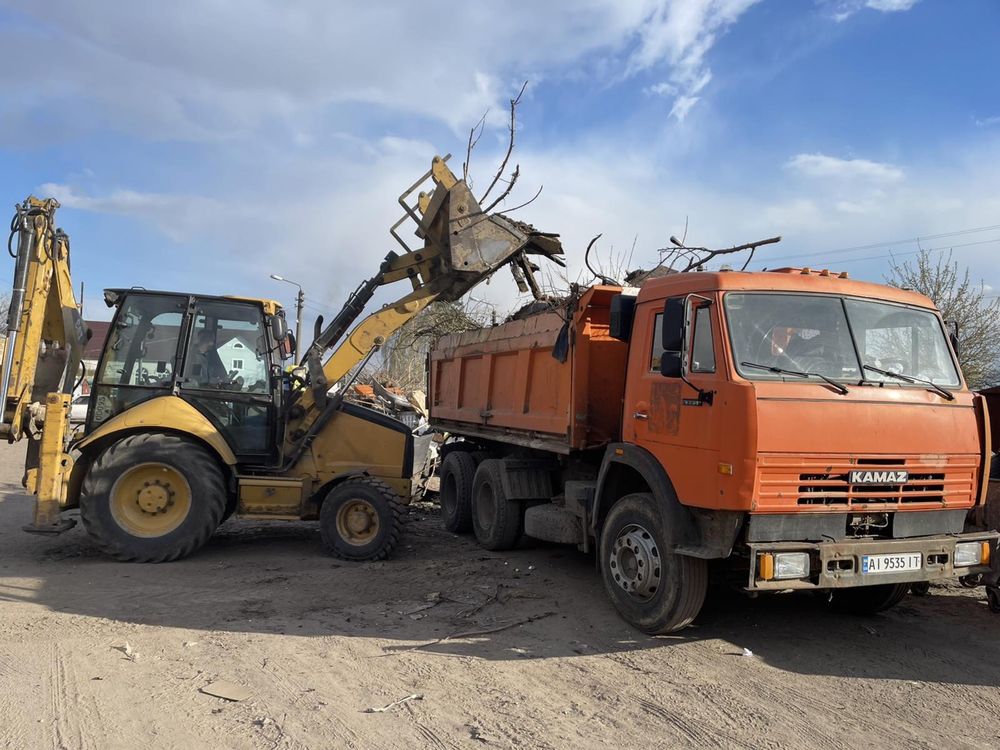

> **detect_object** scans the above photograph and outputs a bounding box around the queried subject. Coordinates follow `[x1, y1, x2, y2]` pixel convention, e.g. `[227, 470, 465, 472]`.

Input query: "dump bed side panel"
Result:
[429, 286, 628, 452]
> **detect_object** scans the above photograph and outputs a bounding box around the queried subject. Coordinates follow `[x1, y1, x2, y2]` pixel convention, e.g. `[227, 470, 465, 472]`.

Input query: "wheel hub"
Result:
[609, 524, 661, 600]
[136, 481, 174, 514]
[109, 462, 192, 538]
[336, 499, 380, 545]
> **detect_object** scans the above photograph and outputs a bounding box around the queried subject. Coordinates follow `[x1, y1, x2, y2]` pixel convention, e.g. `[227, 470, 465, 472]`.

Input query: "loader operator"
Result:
[190, 330, 229, 387]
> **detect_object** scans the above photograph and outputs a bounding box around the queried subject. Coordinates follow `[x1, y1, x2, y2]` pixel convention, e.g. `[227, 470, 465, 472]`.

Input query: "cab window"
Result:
[650, 313, 664, 371]
[96, 294, 185, 387]
[691, 305, 716, 373]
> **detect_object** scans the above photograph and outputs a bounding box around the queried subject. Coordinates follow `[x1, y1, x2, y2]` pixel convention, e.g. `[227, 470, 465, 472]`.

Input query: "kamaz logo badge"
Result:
[849, 470, 908, 484]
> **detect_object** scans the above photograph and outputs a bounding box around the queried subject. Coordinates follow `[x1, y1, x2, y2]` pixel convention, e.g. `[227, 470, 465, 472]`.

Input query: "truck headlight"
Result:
[774, 552, 810, 579]
[955, 541, 989, 567]
[760, 551, 810, 581]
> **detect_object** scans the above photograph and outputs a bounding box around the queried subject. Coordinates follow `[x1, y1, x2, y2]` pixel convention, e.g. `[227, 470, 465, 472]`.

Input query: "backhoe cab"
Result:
[1, 156, 563, 562]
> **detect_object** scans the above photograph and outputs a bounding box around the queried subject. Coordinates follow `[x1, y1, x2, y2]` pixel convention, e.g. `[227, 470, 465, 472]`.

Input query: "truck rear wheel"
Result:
[599, 493, 707, 634]
[80, 434, 227, 562]
[829, 583, 909, 614]
[471, 459, 522, 550]
[439, 451, 476, 533]
[320, 478, 401, 561]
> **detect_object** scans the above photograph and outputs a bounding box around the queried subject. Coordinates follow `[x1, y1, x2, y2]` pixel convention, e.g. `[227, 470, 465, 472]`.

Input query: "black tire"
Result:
[910, 581, 931, 596]
[471, 459, 522, 550]
[439, 451, 476, 533]
[829, 583, 909, 614]
[79, 433, 227, 563]
[599, 493, 707, 634]
[320, 477, 402, 561]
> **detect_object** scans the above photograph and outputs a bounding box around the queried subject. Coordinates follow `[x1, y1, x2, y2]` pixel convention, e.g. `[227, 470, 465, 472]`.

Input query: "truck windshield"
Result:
[725, 293, 960, 388]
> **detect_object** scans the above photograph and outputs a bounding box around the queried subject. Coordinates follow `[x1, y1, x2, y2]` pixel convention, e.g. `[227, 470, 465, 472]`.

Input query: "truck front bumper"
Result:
[747, 531, 999, 591]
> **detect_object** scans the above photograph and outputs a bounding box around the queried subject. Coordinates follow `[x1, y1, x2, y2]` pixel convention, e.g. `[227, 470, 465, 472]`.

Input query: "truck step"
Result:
[524, 504, 583, 545]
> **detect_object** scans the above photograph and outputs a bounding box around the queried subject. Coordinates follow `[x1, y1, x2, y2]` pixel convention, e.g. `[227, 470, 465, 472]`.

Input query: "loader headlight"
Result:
[955, 541, 989, 567]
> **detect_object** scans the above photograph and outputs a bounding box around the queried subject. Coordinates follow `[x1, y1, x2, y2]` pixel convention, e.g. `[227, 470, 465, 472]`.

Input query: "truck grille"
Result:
[756, 455, 977, 511]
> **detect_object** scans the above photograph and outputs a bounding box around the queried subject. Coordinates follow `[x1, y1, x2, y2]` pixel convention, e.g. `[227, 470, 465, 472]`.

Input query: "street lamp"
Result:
[269, 274, 304, 361]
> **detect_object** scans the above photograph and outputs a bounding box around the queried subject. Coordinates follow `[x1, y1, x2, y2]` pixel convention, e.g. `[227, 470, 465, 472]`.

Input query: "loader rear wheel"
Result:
[471, 459, 522, 551]
[599, 493, 707, 634]
[320, 478, 401, 561]
[80, 434, 227, 562]
[439, 451, 476, 533]
[829, 583, 909, 614]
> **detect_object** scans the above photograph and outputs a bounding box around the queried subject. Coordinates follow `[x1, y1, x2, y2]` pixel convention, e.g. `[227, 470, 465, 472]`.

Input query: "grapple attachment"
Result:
[390, 155, 563, 298]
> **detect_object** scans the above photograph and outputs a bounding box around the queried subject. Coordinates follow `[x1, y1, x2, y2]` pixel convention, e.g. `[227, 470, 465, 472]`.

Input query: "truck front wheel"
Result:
[600, 493, 707, 634]
[471, 459, 522, 550]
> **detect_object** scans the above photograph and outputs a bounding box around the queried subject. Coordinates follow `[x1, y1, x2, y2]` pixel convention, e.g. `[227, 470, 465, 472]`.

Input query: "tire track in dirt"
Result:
[635, 697, 724, 748]
[240, 638, 368, 749]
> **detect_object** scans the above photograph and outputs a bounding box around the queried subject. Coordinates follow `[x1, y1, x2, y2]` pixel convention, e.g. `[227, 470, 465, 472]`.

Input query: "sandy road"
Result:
[0, 442, 998, 749]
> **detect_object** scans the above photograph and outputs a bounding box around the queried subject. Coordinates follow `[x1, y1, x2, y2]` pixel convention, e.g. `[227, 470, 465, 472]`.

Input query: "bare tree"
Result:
[380, 301, 492, 393]
[886, 249, 1000, 388]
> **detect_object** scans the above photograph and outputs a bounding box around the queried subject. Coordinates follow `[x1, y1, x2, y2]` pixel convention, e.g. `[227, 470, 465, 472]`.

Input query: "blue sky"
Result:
[0, 0, 998, 322]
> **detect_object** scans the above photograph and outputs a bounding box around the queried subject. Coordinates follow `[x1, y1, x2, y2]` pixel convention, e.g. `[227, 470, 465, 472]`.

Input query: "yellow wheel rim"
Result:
[109, 462, 192, 538]
[335, 499, 380, 546]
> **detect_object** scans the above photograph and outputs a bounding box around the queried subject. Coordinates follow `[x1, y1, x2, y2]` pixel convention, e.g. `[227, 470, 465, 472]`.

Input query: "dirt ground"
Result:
[0, 444, 998, 750]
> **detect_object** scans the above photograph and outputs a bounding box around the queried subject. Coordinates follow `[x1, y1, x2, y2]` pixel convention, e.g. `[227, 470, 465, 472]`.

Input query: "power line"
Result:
[762, 223, 1000, 264]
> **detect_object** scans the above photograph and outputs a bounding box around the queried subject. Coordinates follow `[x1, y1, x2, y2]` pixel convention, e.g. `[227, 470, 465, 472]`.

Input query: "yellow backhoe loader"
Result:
[0, 156, 562, 562]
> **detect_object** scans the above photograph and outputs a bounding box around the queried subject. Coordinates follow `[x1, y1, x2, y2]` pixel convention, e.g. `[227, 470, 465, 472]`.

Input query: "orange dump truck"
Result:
[429, 270, 999, 633]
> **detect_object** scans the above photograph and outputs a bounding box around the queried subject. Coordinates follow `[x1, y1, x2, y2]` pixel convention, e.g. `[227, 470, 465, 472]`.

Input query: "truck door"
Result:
[624, 296, 722, 507]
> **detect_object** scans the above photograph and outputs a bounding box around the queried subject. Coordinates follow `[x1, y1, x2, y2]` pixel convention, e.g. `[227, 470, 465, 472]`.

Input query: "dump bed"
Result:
[428, 286, 628, 453]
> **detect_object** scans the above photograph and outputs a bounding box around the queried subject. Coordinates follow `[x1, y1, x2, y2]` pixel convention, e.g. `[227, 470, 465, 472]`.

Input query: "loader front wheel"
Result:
[80, 434, 227, 562]
[320, 478, 402, 561]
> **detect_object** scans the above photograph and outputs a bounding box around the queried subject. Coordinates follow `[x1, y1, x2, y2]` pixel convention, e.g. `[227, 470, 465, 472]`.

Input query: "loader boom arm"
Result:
[282, 156, 562, 458]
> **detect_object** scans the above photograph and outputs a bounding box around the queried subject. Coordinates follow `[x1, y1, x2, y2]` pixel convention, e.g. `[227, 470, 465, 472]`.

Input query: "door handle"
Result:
[633, 411, 648, 420]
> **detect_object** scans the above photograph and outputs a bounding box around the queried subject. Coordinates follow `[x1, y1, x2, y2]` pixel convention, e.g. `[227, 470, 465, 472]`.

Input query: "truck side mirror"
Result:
[660, 297, 685, 378]
[945, 319, 960, 356]
[609, 294, 636, 342]
[270, 314, 289, 343]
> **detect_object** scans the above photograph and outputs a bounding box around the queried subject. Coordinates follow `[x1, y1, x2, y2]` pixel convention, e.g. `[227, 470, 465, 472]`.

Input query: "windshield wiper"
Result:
[740, 361, 849, 395]
[862, 364, 954, 401]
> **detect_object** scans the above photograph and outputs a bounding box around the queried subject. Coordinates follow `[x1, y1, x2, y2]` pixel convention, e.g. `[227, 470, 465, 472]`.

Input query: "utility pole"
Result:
[269, 274, 304, 360]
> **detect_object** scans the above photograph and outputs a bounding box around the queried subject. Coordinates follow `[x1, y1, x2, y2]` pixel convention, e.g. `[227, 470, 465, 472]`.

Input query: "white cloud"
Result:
[830, 0, 919, 23]
[629, 0, 759, 120]
[865, 0, 918, 11]
[0, 1, 758, 138]
[786, 153, 904, 183]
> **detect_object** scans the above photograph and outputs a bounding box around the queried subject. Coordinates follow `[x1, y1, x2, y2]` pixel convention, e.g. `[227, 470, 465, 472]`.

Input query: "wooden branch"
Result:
[680, 236, 782, 272]
[497, 184, 543, 216]
[480, 164, 520, 214]
[479, 80, 527, 205]
[462, 110, 489, 183]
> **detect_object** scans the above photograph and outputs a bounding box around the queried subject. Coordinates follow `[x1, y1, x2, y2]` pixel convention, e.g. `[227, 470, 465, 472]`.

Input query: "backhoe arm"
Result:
[1, 198, 87, 532]
[282, 156, 562, 457]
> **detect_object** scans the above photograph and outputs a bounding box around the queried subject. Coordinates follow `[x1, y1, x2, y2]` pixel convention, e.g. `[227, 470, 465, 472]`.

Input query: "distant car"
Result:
[70, 395, 89, 424]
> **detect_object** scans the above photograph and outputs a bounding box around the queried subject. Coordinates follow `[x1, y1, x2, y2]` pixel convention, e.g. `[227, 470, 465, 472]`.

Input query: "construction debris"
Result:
[362, 693, 424, 713]
[200, 680, 253, 702]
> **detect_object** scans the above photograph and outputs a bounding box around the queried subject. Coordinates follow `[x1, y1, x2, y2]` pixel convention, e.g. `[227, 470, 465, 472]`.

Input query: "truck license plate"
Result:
[861, 552, 922, 574]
